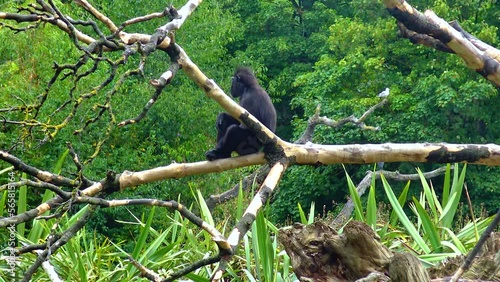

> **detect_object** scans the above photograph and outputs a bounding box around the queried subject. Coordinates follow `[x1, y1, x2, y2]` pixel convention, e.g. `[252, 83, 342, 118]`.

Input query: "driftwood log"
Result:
[278, 221, 500, 282]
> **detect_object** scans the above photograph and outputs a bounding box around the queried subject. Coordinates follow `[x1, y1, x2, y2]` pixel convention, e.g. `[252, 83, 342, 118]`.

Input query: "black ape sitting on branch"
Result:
[206, 67, 277, 161]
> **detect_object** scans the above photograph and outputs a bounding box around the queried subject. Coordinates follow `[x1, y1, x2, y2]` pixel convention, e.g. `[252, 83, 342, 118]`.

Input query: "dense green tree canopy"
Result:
[1, 0, 499, 280]
[0, 0, 498, 230]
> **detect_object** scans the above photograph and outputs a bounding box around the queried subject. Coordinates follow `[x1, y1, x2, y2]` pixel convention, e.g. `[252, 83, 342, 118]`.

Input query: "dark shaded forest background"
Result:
[0, 0, 498, 243]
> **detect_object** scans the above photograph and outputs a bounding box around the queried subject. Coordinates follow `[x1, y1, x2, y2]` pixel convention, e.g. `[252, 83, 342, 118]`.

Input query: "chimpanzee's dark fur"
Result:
[206, 67, 277, 161]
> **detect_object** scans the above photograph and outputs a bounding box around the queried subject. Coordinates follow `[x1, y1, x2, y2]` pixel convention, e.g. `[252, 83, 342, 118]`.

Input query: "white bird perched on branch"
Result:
[377, 87, 390, 98]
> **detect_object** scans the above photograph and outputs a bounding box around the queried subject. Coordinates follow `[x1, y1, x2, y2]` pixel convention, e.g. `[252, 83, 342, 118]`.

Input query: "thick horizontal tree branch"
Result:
[0, 0, 202, 51]
[1, 1, 498, 280]
[118, 153, 267, 189]
[286, 143, 500, 166]
[1, 142, 498, 228]
[120, 143, 500, 192]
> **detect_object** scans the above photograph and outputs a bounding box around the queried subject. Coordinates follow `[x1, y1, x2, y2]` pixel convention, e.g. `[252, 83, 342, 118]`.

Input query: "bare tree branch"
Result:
[21, 205, 97, 282]
[0, 151, 83, 189]
[384, 0, 500, 86]
[295, 98, 387, 145]
[1, 142, 499, 229]
[331, 166, 451, 228]
[205, 165, 270, 210]
[211, 160, 289, 281]
[73, 196, 226, 241]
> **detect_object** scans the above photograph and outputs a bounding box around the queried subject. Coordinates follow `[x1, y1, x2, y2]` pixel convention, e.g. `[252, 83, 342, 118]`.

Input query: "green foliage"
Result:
[3, 0, 497, 225]
[341, 164, 493, 265]
[0, 186, 299, 281]
[0, 0, 252, 239]
[1, 0, 500, 278]
[231, 209, 297, 281]
[274, 0, 500, 217]
[346, 167, 364, 221]
[297, 201, 316, 225]
[271, 164, 350, 222]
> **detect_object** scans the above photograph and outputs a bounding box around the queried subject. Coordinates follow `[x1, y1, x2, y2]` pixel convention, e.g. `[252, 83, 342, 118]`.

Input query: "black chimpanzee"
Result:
[205, 67, 277, 161]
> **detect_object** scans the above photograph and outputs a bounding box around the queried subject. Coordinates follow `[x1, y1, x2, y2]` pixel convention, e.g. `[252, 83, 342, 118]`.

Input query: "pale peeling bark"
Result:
[286, 143, 500, 166]
[118, 153, 267, 189]
[1, 142, 498, 229]
[109, 143, 500, 192]
[383, 0, 500, 86]
[211, 161, 288, 281]
[122, 143, 500, 191]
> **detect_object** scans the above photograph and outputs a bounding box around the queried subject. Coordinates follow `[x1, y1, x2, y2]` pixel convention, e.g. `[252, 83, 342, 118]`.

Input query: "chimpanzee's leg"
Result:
[206, 113, 240, 161]
[206, 113, 263, 161]
[206, 125, 251, 160]
[215, 113, 239, 142]
[235, 133, 262, 156]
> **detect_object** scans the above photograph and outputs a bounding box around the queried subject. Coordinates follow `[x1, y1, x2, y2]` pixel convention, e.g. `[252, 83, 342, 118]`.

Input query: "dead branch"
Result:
[73, 196, 225, 241]
[286, 143, 500, 166]
[295, 98, 387, 145]
[331, 166, 450, 228]
[0, 0, 201, 49]
[383, 0, 500, 86]
[119, 58, 180, 126]
[1, 142, 499, 229]
[0, 150, 83, 189]
[1, 1, 499, 280]
[21, 205, 97, 282]
[205, 165, 270, 210]
[211, 160, 288, 281]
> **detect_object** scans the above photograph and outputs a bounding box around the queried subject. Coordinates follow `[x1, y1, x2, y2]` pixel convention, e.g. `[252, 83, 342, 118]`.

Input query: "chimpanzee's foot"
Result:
[205, 149, 230, 161]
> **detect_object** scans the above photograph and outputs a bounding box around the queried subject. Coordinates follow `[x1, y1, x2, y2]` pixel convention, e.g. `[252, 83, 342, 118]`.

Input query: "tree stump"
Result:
[278, 221, 429, 282]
